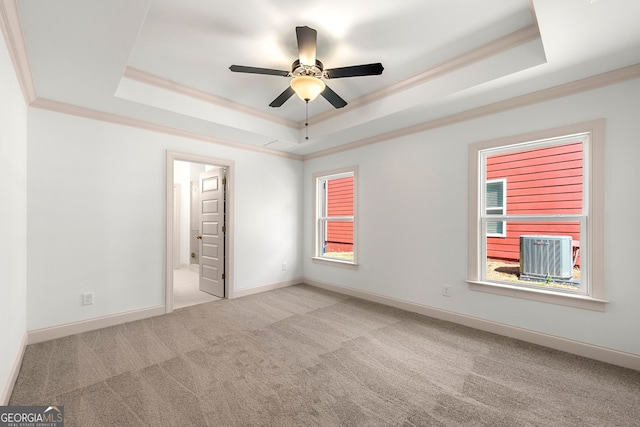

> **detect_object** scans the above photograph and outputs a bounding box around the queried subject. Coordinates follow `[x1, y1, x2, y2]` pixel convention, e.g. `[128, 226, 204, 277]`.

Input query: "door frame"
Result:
[165, 151, 235, 313]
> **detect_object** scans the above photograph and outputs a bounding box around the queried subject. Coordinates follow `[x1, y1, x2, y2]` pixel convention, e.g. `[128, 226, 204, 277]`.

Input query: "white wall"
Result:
[26, 109, 303, 330]
[303, 78, 640, 357]
[173, 160, 191, 267]
[0, 30, 28, 402]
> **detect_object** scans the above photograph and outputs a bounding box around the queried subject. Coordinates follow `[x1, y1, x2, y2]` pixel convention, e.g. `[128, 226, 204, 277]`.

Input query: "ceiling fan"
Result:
[229, 26, 384, 109]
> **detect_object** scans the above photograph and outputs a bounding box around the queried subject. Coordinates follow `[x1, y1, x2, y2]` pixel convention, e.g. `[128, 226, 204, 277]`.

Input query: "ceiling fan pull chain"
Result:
[305, 100, 309, 140]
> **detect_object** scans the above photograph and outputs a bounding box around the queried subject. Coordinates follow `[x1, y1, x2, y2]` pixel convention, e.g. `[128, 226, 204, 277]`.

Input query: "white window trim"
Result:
[467, 120, 606, 311]
[486, 178, 507, 238]
[312, 166, 358, 267]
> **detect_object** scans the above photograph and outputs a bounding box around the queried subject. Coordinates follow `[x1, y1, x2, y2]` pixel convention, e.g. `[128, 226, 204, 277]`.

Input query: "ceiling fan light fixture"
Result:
[290, 75, 326, 102]
[229, 26, 382, 109]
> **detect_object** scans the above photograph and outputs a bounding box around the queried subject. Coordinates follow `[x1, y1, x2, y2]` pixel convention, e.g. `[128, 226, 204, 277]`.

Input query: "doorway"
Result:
[165, 151, 234, 313]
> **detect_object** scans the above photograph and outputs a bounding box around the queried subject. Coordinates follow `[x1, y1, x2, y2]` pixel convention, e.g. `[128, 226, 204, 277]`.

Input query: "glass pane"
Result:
[319, 174, 354, 261]
[326, 176, 354, 216]
[320, 220, 354, 261]
[486, 181, 504, 209]
[487, 220, 503, 235]
[485, 220, 582, 292]
[486, 141, 583, 215]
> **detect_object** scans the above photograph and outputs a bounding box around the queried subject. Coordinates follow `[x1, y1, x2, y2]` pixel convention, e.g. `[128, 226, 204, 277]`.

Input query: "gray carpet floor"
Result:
[9, 284, 640, 426]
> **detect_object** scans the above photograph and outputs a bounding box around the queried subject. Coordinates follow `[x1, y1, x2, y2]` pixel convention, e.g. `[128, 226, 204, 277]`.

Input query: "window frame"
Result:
[467, 120, 606, 311]
[312, 166, 358, 268]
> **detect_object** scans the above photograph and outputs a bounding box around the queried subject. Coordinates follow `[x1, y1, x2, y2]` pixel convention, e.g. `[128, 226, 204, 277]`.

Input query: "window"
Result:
[313, 167, 357, 266]
[486, 179, 506, 237]
[468, 120, 606, 311]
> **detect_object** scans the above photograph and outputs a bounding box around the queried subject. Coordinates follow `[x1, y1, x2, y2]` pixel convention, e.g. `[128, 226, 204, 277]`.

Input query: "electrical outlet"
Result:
[282, 263, 287, 271]
[442, 285, 451, 297]
[82, 292, 94, 305]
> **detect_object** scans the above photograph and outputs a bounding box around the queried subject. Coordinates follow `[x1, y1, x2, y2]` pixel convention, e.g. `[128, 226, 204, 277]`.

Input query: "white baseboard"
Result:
[304, 278, 640, 371]
[1, 332, 27, 405]
[27, 305, 166, 345]
[26, 277, 301, 345]
[232, 278, 301, 299]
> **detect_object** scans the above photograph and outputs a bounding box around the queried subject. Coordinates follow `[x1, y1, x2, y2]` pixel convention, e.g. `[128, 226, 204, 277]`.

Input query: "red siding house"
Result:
[486, 142, 583, 265]
[325, 176, 354, 253]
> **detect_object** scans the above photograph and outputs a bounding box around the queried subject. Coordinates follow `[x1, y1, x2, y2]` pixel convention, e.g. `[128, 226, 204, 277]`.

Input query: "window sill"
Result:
[467, 280, 608, 312]
[311, 257, 359, 270]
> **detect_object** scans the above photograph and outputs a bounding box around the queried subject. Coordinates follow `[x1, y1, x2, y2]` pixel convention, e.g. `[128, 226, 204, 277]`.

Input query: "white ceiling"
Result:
[14, 0, 640, 156]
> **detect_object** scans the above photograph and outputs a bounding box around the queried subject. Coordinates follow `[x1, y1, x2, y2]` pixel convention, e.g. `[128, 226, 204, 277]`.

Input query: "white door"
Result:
[198, 168, 225, 297]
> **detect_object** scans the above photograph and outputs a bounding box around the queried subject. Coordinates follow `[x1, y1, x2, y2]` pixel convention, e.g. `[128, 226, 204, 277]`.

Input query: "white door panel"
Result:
[198, 168, 225, 297]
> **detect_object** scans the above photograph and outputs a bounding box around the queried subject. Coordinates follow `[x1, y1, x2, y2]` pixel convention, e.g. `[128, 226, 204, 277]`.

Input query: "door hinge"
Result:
[222, 177, 226, 186]
[222, 225, 226, 233]
[222, 273, 225, 280]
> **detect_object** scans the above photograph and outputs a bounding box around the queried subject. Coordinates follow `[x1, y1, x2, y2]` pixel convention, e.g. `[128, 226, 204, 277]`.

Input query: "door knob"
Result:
[196, 235, 202, 240]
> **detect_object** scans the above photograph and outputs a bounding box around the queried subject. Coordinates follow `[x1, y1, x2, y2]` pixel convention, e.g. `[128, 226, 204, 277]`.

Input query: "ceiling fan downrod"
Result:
[305, 100, 310, 140]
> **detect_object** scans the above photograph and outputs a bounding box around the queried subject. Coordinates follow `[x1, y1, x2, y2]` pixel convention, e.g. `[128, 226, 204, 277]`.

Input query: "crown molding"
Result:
[28, 62, 640, 163]
[0, 0, 36, 103]
[123, 67, 300, 129]
[303, 63, 640, 160]
[5, 1, 638, 161]
[123, 23, 541, 131]
[30, 98, 303, 160]
[310, 24, 542, 126]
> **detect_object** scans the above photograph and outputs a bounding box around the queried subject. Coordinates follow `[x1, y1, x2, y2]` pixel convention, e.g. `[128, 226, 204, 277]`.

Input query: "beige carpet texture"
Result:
[9, 285, 640, 426]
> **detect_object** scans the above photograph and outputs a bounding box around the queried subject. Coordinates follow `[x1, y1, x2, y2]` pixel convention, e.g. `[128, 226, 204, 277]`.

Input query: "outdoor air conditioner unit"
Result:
[519, 235, 573, 281]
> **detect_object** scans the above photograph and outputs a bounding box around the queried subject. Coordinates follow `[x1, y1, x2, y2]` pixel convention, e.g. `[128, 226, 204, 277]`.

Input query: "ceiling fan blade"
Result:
[229, 65, 289, 77]
[269, 86, 295, 107]
[296, 26, 317, 66]
[325, 63, 384, 79]
[321, 85, 347, 109]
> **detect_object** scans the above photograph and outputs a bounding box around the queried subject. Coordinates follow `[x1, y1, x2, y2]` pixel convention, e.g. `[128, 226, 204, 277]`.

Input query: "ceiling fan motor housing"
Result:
[291, 59, 324, 78]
